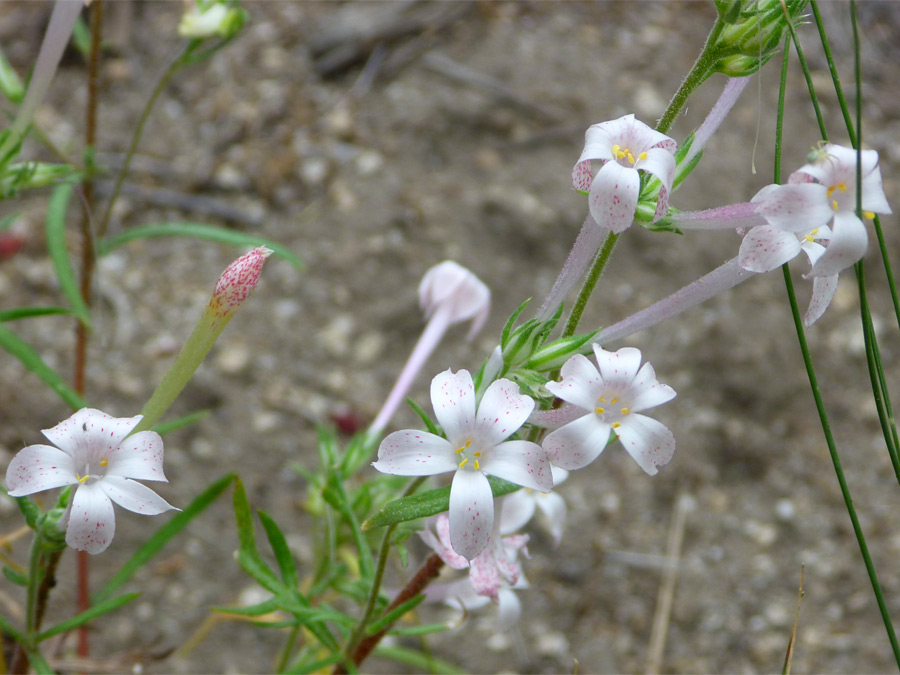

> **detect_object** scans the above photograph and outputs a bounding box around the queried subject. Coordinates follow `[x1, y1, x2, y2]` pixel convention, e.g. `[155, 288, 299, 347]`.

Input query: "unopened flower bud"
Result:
[178, 1, 247, 40]
[419, 260, 490, 340]
[208, 246, 273, 325]
[38, 507, 69, 551]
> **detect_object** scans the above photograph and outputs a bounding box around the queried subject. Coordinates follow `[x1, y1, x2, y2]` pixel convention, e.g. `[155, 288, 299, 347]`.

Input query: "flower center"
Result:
[612, 144, 648, 167]
[594, 394, 631, 434]
[804, 227, 821, 243]
[826, 182, 848, 211]
[455, 438, 483, 471]
[75, 457, 108, 485]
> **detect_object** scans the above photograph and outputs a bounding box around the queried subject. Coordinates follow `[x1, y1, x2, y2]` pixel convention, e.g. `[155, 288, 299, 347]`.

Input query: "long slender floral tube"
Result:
[536, 214, 606, 321]
[133, 247, 273, 433]
[0, 0, 83, 161]
[368, 261, 490, 435]
[596, 257, 755, 344]
[683, 77, 750, 165]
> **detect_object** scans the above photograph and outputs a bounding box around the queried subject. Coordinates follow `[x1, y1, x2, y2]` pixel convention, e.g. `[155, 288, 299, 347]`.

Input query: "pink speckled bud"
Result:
[208, 246, 273, 319]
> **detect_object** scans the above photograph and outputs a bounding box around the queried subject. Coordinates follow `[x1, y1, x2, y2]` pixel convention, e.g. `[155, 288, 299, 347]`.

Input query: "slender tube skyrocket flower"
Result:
[369, 261, 490, 434]
[573, 114, 676, 233]
[373, 368, 550, 559]
[5, 409, 176, 554]
[540, 345, 676, 474]
[669, 144, 891, 325]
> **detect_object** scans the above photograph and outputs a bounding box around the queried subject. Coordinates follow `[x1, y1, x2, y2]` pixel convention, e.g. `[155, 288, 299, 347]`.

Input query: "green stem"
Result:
[340, 476, 426, 668]
[275, 626, 300, 674]
[784, 8, 828, 140]
[96, 47, 190, 239]
[561, 232, 618, 339]
[24, 535, 43, 640]
[809, 1, 855, 144]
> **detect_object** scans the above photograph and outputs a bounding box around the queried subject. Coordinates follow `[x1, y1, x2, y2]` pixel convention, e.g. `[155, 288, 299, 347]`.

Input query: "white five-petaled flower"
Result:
[373, 368, 551, 560]
[5, 409, 177, 554]
[573, 114, 677, 234]
[542, 345, 676, 474]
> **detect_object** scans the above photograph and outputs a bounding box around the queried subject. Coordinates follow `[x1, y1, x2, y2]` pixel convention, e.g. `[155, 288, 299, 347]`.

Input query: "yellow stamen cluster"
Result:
[611, 144, 648, 166]
[456, 439, 480, 469]
[76, 474, 89, 484]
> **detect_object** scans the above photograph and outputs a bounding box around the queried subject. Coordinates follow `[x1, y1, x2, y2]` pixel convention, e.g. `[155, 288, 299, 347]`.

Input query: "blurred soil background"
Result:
[2, 1, 900, 673]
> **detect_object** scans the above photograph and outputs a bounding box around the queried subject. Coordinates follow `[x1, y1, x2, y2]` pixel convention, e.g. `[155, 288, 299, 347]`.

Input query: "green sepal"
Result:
[15, 495, 42, 530]
[2, 565, 28, 586]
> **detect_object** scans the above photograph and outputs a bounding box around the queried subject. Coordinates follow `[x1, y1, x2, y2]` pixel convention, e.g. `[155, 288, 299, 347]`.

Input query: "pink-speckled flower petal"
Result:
[99, 475, 176, 515]
[593, 345, 643, 388]
[543, 414, 611, 471]
[630, 363, 677, 412]
[475, 378, 534, 447]
[5, 444, 75, 496]
[66, 483, 116, 554]
[753, 183, 831, 233]
[614, 413, 675, 476]
[738, 225, 802, 273]
[588, 161, 640, 234]
[372, 430, 456, 476]
[106, 431, 167, 482]
[545, 353, 604, 411]
[572, 159, 594, 193]
[637, 146, 676, 195]
[43, 409, 141, 459]
[469, 546, 502, 601]
[808, 211, 867, 277]
[481, 440, 551, 492]
[449, 469, 493, 560]
[804, 274, 839, 327]
[430, 369, 476, 444]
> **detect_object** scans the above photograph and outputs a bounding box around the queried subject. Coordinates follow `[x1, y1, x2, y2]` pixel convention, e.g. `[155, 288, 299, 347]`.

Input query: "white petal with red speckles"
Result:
[474, 379, 534, 447]
[804, 274, 839, 327]
[545, 354, 603, 411]
[630, 363, 677, 412]
[105, 431, 167, 482]
[738, 226, 802, 273]
[615, 414, 676, 476]
[430, 369, 476, 444]
[593, 345, 642, 387]
[5, 444, 75, 496]
[66, 483, 116, 554]
[372, 430, 456, 476]
[481, 440, 551, 492]
[449, 469, 493, 560]
[43, 409, 141, 459]
[99, 475, 176, 515]
[588, 161, 640, 234]
[543, 414, 612, 470]
[808, 211, 867, 277]
[753, 183, 831, 233]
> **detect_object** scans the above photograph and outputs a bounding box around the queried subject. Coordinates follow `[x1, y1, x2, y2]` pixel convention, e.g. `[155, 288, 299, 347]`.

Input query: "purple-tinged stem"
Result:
[670, 201, 764, 231]
[597, 257, 756, 344]
[537, 214, 606, 321]
[685, 76, 750, 165]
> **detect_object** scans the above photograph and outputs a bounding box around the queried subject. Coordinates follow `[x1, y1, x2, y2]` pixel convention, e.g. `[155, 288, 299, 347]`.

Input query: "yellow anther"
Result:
[100, 458, 108, 467]
[473, 460, 480, 470]
[458, 458, 469, 468]
[805, 234, 815, 242]
[832, 199, 839, 211]
[639, 151, 648, 161]
[455, 446, 465, 454]
[595, 407, 606, 415]
[76, 474, 89, 484]
[611, 422, 621, 429]
[620, 407, 630, 415]
[838, 182, 847, 192]
[598, 396, 607, 403]
[612, 144, 621, 155]
[473, 451, 482, 457]
[464, 440, 472, 448]
[827, 185, 835, 198]
[610, 397, 619, 404]
[864, 211, 875, 219]
[627, 152, 635, 163]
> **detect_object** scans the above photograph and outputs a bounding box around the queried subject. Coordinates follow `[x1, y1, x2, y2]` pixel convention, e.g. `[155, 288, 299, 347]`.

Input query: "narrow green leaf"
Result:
[236, 550, 282, 595]
[388, 622, 450, 637]
[0, 48, 24, 103]
[0, 306, 75, 322]
[500, 299, 531, 348]
[97, 222, 303, 270]
[233, 475, 258, 554]
[2, 565, 27, 586]
[0, 608, 25, 642]
[0, 324, 87, 409]
[258, 509, 298, 588]
[150, 409, 210, 435]
[27, 647, 54, 675]
[46, 182, 92, 329]
[407, 397, 440, 437]
[373, 645, 463, 674]
[362, 476, 521, 531]
[214, 597, 280, 617]
[37, 592, 140, 641]
[285, 653, 344, 675]
[365, 594, 426, 635]
[94, 473, 234, 604]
